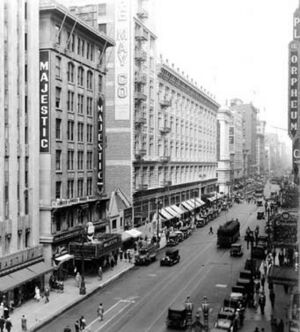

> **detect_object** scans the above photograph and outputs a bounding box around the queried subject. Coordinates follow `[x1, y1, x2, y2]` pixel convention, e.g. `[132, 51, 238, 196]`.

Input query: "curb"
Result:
[30, 264, 134, 332]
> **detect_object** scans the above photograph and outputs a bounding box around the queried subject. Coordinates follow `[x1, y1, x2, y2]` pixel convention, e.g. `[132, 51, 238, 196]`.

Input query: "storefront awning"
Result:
[159, 208, 175, 221]
[181, 201, 194, 211]
[121, 228, 142, 241]
[268, 265, 298, 286]
[0, 261, 53, 292]
[195, 198, 206, 206]
[170, 205, 186, 215]
[165, 206, 180, 218]
[207, 197, 216, 202]
[54, 254, 75, 268]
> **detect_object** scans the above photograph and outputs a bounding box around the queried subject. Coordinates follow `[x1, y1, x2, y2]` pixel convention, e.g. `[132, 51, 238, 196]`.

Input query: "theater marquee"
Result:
[288, 42, 299, 139]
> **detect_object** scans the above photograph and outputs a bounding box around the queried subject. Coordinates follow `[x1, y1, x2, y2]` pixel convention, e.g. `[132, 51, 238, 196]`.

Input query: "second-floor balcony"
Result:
[135, 50, 147, 61]
[159, 126, 171, 135]
[159, 155, 170, 163]
[135, 91, 147, 102]
[159, 97, 171, 108]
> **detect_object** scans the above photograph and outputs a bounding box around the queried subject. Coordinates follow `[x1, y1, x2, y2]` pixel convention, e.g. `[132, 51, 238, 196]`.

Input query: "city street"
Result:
[39, 200, 263, 332]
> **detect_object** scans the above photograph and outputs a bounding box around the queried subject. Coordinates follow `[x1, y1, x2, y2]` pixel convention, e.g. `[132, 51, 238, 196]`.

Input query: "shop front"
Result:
[0, 246, 53, 308]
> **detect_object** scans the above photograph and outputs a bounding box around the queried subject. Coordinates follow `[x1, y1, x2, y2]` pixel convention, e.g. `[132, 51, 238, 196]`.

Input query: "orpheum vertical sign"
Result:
[40, 51, 50, 152]
[288, 42, 299, 139]
[97, 97, 104, 195]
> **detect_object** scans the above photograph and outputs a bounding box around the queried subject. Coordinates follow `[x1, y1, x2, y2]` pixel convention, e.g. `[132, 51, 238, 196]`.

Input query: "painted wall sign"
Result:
[294, 9, 300, 40]
[40, 51, 50, 152]
[288, 42, 299, 139]
[97, 97, 104, 194]
[115, 0, 130, 120]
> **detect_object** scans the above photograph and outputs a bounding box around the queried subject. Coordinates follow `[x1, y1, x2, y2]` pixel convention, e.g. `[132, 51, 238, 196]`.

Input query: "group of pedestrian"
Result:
[73, 315, 86, 331]
[0, 302, 12, 332]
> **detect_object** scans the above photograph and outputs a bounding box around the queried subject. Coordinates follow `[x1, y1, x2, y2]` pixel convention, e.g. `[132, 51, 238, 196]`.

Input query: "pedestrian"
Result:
[269, 289, 275, 308]
[127, 250, 132, 264]
[34, 286, 41, 302]
[278, 319, 284, 332]
[272, 248, 276, 262]
[21, 314, 27, 331]
[63, 325, 72, 332]
[260, 274, 265, 290]
[261, 329, 265, 332]
[79, 315, 86, 330]
[119, 248, 123, 261]
[5, 317, 12, 332]
[75, 272, 82, 288]
[74, 320, 80, 332]
[3, 306, 9, 320]
[98, 266, 103, 281]
[97, 303, 104, 321]
[263, 260, 267, 276]
[254, 327, 259, 332]
[0, 316, 4, 332]
[208, 227, 213, 235]
[44, 286, 50, 303]
[258, 291, 266, 315]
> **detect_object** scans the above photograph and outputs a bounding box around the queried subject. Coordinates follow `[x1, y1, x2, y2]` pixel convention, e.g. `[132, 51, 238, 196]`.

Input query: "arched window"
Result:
[87, 70, 93, 90]
[77, 66, 84, 86]
[67, 62, 74, 82]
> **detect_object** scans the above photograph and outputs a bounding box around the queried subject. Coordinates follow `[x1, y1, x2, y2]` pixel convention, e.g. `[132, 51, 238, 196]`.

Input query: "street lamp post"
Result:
[201, 296, 210, 331]
[79, 226, 86, 295]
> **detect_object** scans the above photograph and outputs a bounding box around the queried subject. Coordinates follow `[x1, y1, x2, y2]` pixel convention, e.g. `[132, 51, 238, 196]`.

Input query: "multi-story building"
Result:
[0, 0, 49, 307]
[217, 106, 232, 194]
[229, 104, 243, 181]
[231, 102, 258, 177]
[39, 1, 114, 264]
[256, 120, 266, 175]
[70, 0, 158, 234]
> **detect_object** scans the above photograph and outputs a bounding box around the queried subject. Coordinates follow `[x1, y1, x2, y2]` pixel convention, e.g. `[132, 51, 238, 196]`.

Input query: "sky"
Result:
[153, 0, 298, 143]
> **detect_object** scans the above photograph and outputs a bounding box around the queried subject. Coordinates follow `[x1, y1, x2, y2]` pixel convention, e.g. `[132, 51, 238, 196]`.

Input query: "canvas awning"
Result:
[121, 228, 142, 241]
[207, 197, 216, 202]
[195, 198, 206, 206]
[170, 205, 186, 215]
[165, 206, 180, 218]
[181, 201, 194, 211]
[0, 261, 53, 292]
[54, 254, 74, 268]
[159, 208, 175, 221]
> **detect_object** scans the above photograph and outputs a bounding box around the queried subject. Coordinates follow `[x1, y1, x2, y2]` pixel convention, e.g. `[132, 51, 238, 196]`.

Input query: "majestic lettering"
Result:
[40, 51, 50, 152]
[97, 98, 104, 194]
[294, 11, 300, 40]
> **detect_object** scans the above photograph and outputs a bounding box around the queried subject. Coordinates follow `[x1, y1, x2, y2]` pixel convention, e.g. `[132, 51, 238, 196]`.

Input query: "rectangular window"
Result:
[67, 180, 74, 198]
[56, 87, 61, 108]
[56, 181, 61, 199]
[56, 150, 62, 170]
[112, 219, 117, 229]
[67, 62, 74, 82]
[71, 34, 75, 52]
[81, 40, 85, 56]
[98, 4, 106, 15]
[67, 120, 74, 141]
[25, 33, 27, 51]
[77, 150, 84, 170]
[77, 94, 84, 114]
[98, 75, 103, 92]
[90, 44, 94, 61]
[87, 151, 93, 169]
[87, 97, 93, 116]
[25, 65, 27, 82]
[55, 56, 61, 78]
[77, 179, 84, 197]
[87, 178, 92, 196]
[78, 67, 84, 86]
[55, 24, 61, 44]
[87, 124, 93, 143]
[86, 42, 90, 59]
[78, 122, 84, 142]
[67, 150, 74, 170]
[77, 36, 81, 54]
[98, 23, 107, 34]
[67, 91, 74, 111]
[56, 118, 62, 139]
[87, 71, 93, 90]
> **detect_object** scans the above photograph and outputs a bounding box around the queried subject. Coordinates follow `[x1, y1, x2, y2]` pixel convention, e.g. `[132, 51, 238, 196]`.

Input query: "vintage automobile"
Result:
[257, 208, 265, 220]
[251, 245, 266, 260]
[166, 305, 189, 329]
[134, 243, 158, 265]
[195, 218, 206, 228]
[224, 292, 245, 309]
[160, 249, 180, 266]
[214, 318, 234, 332]
[166, 233, 179, 247]
[257, 235, 268, 250]
[239, 269, 252, 280]
[230, 243, 243, 257]
[215, 307, 237, 332]
[179, 226, 192, 239]
[222, 202, 228, 211]
[256, 198, 263, 207]
[173, 230, 184, 242]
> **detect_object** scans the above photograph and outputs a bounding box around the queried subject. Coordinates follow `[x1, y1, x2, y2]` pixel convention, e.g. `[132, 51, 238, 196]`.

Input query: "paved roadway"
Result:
[39, 200, 266, 332]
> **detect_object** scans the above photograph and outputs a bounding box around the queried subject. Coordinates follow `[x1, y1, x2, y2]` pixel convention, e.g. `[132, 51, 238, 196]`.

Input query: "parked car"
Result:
[167, 233, 179, 247]
[195, 218, 206, 228]
[166, 305, 189, 329]
[230, 243, 243, 257]
[257, 208, 265, 220]
[134, 243, 158, 265]
[160, 249, 180, 266]
[173, 230, 184, 242]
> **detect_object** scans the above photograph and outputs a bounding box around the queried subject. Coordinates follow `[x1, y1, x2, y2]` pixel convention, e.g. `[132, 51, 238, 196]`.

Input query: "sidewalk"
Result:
[10, 261, 134, 332]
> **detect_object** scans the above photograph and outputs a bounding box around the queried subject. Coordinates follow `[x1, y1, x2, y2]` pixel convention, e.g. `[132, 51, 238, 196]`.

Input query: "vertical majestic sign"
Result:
[115, 0, 130, 120]
[288, 42, 299, 139]
[294, 9, 300, 40]
[97, 97, 104, 194]
[40, 51, 50, 152]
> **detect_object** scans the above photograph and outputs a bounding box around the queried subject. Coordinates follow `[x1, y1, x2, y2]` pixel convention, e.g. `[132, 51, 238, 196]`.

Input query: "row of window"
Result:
[55, 150, 93, 171]
[56, 119, 93, 143]
[55, 178, 93, 199]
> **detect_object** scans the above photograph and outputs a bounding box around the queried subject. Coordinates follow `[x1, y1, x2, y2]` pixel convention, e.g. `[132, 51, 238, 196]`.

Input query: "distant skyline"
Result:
[154, 0, 297, 144]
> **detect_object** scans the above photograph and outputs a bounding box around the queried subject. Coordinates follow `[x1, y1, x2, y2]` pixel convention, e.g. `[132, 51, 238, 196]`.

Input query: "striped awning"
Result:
[159, 208, 175, 220]
[170, 205, 186, 215]
[165, 206, 180, 218]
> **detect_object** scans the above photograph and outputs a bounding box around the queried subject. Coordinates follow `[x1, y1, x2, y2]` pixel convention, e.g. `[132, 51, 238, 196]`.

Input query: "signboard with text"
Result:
[288, 42, 299, 139]
[40, 51, 50, 152]
[293, 137, 300, 184]
[114, 0, 131, 120]
[294, 9, 300, 40]
[97, 97, 104, 195]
